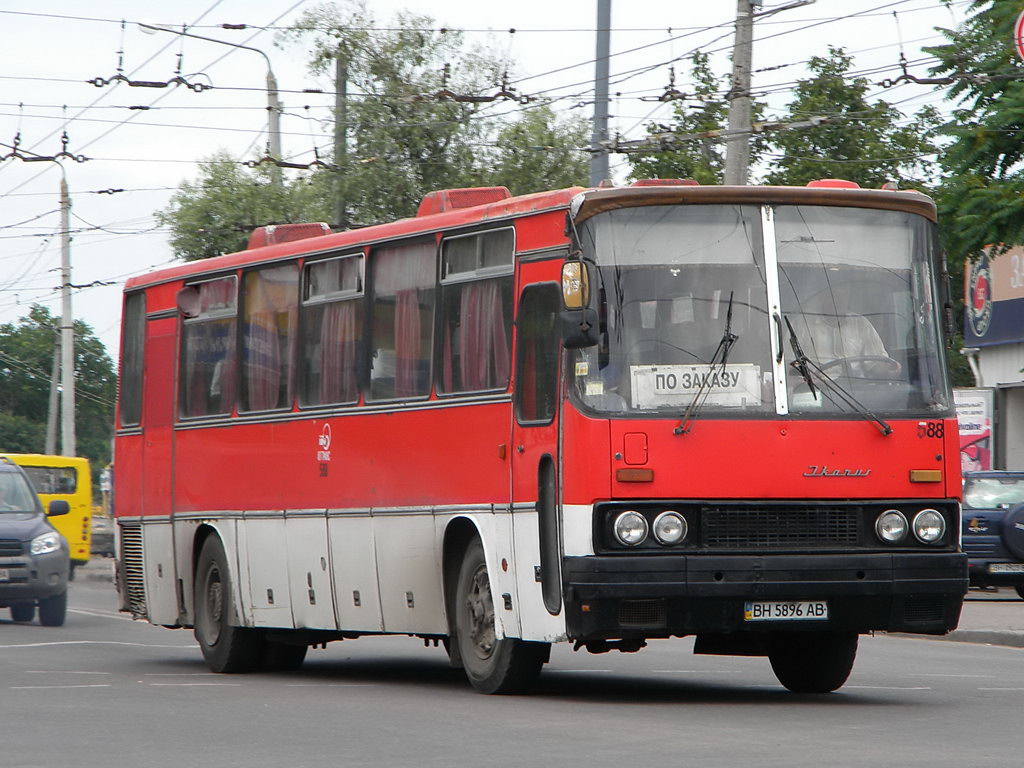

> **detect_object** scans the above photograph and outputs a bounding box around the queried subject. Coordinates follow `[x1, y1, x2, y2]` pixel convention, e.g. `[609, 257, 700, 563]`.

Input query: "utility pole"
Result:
[590, 0, 612, 186]
[59, 175, 75, 457]
[334, 49, 348, 229]
[723, 0, 755, 185]
[45, 344, 59, 454]
[723, 0, 816, 185]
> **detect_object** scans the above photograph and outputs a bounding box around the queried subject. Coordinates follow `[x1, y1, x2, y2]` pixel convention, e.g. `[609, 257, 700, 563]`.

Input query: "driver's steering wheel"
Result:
[817, 355, 900, 377]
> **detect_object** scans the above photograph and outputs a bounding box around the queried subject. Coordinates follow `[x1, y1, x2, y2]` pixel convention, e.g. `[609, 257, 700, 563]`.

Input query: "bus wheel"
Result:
[768, 631, 858, 693]
[194, 536, 262, 673]
[454, 538, 548, 694]
[10, 603, 35, 623]
[38, 592, 67, 627]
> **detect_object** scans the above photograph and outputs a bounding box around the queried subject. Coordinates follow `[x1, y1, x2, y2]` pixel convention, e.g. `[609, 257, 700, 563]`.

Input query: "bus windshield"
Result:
[571, 203, 951, 419]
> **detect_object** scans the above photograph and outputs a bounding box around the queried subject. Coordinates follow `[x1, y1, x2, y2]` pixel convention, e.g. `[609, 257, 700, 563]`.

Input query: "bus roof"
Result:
[124, 186, 584, 292]
[125, 181, 936, 293]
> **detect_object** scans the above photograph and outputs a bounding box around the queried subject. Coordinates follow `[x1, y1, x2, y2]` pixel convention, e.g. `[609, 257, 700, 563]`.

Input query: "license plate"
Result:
[988, 563, 1024, 573]
[0, 568, 8, 582]
[744, 600, 828, 621]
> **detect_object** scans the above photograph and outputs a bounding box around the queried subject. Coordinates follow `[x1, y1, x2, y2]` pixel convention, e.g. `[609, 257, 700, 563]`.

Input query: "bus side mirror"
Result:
[47, 499, 70, 517]
[560, 261, 599, 348]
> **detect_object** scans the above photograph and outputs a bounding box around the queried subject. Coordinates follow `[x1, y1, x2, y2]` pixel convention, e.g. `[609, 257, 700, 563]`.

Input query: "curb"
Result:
[943, 629, 1024, 648]
[888, 630, 1024, 649]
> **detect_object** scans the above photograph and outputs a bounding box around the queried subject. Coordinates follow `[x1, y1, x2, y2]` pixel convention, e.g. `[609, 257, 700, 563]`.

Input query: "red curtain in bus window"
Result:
[394, 288, 421, 397]
[458, 280, 510, 390]
[319, 300, 358, 403]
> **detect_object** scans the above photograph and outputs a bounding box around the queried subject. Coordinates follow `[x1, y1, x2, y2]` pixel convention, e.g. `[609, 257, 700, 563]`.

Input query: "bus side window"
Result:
[239, 263, 298, 412]
[515, 283, 561, 424]
[179, 277, 237, 418]
[299, 254, 364, 406]
[119, 291, 145, 427]
[438, 229, 514, 394]
[368, 240, 436, 401]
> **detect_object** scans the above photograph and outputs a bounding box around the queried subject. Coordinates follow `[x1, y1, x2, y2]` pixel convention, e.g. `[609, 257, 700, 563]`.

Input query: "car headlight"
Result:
[613, 510, 648, 546]
[653, 511, 687, 545]
[913, 509, 945, 543]
[30, 531, 62, 555]
[875, 510, 908, 543]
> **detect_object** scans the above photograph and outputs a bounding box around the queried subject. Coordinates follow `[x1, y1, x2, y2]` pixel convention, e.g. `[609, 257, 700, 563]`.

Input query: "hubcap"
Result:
[465, 564, 495, 660]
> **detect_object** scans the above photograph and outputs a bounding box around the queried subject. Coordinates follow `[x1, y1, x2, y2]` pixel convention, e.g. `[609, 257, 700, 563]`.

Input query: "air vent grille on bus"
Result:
[119, 524, 147, 619]
[702, 507, 860, 548]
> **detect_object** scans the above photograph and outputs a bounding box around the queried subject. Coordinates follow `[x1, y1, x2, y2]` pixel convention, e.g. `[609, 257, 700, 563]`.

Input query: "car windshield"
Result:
[570, 203, 951, 419]
[0, 472, 39, 513]
[964, 476, 1024, 509]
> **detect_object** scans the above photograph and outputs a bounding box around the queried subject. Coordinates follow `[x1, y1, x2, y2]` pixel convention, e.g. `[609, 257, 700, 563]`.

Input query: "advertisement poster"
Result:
[954, 388, 995, 472]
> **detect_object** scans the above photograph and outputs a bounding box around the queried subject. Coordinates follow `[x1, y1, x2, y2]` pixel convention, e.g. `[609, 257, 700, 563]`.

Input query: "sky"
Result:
[0, 0, 974, 360]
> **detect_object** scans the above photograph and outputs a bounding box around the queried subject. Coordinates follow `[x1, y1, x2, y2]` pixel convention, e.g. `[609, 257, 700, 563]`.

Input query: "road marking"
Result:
[0, 640, 196, 649]
[143, 673, 213, 677]
[148, 682, 241, 687]
[69, 608, 135, 622]
[546, 669, 614, 674]
[978, 687, 1024, 691]
[846, 686, 931, 691]
[651, 669, 742, 674]
[286, 683, 378, 688]
[912, 673, 997, 679]
[10, 684, 112, 690]
[26, 670, 111, 675]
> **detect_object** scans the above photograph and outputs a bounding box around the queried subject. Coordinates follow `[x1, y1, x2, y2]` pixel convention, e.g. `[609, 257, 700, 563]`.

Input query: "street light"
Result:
[139, 22, 283, 182]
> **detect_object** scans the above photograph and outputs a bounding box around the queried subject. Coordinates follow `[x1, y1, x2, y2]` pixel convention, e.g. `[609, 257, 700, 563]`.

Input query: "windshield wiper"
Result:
[784, 317, 892, 437]
[674, 291, 738, 436]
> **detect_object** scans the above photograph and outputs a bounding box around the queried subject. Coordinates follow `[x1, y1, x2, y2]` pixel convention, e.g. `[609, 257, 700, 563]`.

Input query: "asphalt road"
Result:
[1, 571, 1021, 768]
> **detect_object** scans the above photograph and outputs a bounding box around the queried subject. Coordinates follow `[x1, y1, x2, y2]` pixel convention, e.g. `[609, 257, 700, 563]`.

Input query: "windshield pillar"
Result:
[761, 205, 789, 415]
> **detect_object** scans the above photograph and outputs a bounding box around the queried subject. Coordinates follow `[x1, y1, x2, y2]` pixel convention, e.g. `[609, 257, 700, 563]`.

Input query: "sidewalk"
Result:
[943, 589, 1024, 648]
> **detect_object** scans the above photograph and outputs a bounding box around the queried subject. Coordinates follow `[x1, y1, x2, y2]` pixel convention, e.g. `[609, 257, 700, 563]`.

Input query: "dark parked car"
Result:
[962, 470, 1024, 599]
[0, 457, 70, 625]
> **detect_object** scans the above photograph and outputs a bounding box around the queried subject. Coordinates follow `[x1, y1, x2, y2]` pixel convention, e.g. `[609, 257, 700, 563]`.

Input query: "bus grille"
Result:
[702, 507, 860, 548]
[0, 538, 24, 556]
[119, 524, 147, 619]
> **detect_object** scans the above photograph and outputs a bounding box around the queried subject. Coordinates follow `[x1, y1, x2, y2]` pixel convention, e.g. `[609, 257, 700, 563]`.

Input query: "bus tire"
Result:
[10, 603, 35, 623]
[38, 591, 67, 627]
[768, 631, 858, 693]
[194, 535, 263, 673]
[454, 538, 548, 694]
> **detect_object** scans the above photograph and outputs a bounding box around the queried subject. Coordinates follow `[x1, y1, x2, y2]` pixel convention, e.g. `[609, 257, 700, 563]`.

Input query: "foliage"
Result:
[0, 306, 116, 487]
[155, 153, 330, 261]
[280, 0, 504, 225]
[763, 47, 941, 188]
[927, 1, 1024, 258]
[485, 104, 590, 195]
[627, 53, 739, 184]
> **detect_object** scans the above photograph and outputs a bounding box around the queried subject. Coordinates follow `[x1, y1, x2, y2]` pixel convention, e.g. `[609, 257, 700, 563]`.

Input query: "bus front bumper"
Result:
[563, 552, 968, 639]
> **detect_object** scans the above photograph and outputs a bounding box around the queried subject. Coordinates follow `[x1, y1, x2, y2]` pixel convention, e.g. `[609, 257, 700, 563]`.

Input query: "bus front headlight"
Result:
[653, 511, 687, 545]
[614, 511, 648, 546]
[875, 510, 908, 543]
[913, 509, 945, 543]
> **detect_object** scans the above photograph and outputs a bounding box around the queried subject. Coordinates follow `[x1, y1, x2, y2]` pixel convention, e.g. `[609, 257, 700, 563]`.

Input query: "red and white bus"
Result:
[114, 180, 967, 694]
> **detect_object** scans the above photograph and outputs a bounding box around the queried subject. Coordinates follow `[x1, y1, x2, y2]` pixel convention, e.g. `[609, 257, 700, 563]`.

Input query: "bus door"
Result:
[511, 282, 565, 636]
[141, 316, 176, 518]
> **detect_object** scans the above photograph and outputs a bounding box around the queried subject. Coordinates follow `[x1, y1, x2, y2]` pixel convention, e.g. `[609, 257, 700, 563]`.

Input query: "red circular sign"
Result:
[1016, 10, 1024, 60]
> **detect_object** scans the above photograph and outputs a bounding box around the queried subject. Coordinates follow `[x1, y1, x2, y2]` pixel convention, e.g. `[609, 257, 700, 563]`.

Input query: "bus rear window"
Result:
[22, 465, 77, 494]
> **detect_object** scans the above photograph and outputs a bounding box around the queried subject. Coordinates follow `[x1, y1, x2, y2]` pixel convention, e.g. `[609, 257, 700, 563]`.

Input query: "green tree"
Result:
[155, 153, 329, 261]
[0, 305, 116, 486]
[927, 1, 1024, 259]
[486, 104, 589, 195]
[280, 0, 503, 224]
[763, 47, 941, 188]
[628, 53, 734, 184]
